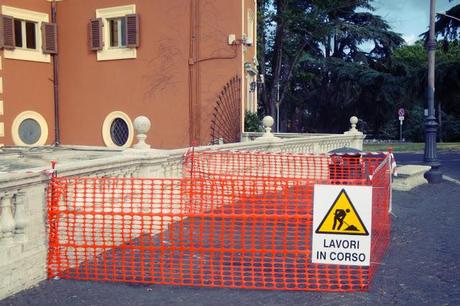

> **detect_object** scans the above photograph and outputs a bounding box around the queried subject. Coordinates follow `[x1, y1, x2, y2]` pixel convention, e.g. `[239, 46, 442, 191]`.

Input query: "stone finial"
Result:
[262, 116, 274, 136]
[133, 116, 151, 149]
[349, 116, 359, 133]
[256, 116, 280, 142]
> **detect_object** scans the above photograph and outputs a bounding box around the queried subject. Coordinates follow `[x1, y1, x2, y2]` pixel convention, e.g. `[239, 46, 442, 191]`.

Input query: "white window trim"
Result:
[96, 5, 136, 61]
[1, 6, 50, 63]
[102, 111, 134, 148]
[12, 111, 49, 146]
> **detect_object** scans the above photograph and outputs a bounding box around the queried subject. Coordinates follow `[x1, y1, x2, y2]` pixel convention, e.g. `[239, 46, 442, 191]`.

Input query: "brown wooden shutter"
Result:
[42, 22, 58, 54]
[0, 15, 15, 50]
[125, 14, 139, 48]
[89, 18, 103, 51]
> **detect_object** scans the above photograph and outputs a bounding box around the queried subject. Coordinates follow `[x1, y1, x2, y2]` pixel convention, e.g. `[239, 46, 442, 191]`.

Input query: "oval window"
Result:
[12, 111, 49, 146]
[110, 117, 129, 146]
[18, 118, 42, 145]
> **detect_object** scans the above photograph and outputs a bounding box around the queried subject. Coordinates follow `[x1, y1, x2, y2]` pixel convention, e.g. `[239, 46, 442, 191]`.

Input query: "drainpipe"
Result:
[188, 0, 199, 146]
[49, 0, 60, 145]
[188, 0, 195, 146]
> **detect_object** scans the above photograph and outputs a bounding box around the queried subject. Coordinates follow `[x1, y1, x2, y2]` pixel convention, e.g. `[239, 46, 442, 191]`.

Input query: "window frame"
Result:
[11, 111, 49, 146]
[1, 6, 50, 63]
[96, 5, 136, 61]
[102, 111, 134, 148]
[14, 19, 38, 50]
[108, 17, 127, 48]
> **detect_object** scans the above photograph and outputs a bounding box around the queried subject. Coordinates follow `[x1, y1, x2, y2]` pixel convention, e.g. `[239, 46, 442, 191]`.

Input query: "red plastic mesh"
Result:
[47, 151, 391, 291]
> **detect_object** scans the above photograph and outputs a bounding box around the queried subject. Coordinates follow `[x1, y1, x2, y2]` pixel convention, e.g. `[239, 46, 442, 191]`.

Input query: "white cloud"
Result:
[403, 34, 418, 45]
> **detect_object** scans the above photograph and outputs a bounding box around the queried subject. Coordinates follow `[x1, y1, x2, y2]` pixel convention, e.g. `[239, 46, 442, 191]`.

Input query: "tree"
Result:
[258, 0, 404, 134]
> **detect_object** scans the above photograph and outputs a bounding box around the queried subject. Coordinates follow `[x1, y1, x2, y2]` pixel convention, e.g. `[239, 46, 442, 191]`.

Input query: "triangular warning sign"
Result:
[315, 189, 369, 236]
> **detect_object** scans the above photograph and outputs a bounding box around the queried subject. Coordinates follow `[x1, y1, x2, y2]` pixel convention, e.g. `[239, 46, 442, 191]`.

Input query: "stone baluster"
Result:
[0, 192, 15, 244]
[14, 191, 27, 241]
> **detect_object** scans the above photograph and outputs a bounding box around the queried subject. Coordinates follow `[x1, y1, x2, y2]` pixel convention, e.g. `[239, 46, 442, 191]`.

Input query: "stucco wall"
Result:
[58, 0, 246, 148]
[0, 0, 55, 145]
[0, 0, 252, 149]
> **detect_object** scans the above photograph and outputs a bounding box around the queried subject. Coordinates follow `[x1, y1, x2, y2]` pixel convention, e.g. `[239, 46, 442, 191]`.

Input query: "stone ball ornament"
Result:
[350, 116, 359, 126]
[262, 116, 274, 128]
[133, 116, 151, 134]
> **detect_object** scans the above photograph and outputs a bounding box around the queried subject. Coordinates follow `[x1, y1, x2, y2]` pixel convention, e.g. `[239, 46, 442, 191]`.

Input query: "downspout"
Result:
[188, 0, 195, 146]
[50, 1, 60, 145]
[188, 0, 200, 146]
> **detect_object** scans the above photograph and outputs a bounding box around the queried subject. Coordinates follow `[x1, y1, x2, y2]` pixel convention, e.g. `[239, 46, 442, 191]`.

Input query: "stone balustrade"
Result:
[0, 115, 364, 300]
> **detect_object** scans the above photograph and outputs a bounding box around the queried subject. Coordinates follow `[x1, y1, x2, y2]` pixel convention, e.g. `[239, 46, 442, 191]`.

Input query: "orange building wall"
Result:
[195, 0, 244, 145]
[1, 0, 256, 149]
[59, 0, 247, 148]
[1, 0, 55, 145]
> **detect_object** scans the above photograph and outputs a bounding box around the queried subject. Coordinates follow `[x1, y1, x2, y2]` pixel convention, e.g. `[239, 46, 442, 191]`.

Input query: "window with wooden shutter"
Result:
[1, 15, 16, 50]
[41, 22, 57, 54]
[89, 18, 103, 51]
[125, 14, 139, 48]
[94, 5, 137, 61]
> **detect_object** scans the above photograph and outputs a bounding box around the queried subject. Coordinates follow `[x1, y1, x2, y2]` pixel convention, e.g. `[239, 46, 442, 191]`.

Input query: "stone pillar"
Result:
[14, 191, 27, 241]
[133, 116, 151, 149]
[344, 116, 365, 151]
[0, 193, 15, 244]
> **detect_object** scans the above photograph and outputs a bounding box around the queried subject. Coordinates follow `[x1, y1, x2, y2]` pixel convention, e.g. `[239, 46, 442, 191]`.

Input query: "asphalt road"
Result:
[394, 151, 460, 180]
[3, 153, 460, 306]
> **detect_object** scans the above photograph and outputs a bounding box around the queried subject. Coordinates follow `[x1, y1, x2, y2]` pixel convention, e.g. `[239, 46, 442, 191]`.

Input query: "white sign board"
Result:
[312, 185, 373, 266]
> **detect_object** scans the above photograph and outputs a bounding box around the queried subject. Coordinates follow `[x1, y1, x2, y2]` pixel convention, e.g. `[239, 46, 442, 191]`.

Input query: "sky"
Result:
[373, 0, 460, 44]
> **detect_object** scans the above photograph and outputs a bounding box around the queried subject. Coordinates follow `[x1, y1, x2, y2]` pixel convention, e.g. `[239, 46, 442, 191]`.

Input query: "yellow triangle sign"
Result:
[315, 189, 369, 236]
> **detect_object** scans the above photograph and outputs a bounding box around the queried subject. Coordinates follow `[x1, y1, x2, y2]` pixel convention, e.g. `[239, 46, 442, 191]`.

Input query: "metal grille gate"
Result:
[48, 151, 391, 291]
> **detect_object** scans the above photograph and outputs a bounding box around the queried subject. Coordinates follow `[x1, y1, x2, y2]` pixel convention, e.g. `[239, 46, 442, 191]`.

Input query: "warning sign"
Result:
[312, 185, 372, 266]
[315, 189, 369, 236]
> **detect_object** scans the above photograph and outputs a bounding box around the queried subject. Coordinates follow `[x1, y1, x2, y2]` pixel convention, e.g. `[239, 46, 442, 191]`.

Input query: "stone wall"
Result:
[0, 130, 365, 300]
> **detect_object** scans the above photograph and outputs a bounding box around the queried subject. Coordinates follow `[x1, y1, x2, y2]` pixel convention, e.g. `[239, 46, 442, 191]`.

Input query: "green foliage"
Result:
[244, 111, 262, 132]
[403, 105, 426, 142]
[258, 1, 460, 141]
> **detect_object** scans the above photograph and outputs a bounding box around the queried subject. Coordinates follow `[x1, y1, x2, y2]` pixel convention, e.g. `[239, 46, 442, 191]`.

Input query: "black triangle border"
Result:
[315, 188, 369, 236]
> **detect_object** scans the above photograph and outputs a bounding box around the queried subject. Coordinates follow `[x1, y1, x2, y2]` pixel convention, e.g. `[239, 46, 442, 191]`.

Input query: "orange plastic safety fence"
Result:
[47, 152, 391, 291]
[183, 150, 385, 184]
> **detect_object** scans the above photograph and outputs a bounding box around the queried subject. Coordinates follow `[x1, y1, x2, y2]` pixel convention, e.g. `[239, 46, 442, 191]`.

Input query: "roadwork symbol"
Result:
[315, 189, 369, 236]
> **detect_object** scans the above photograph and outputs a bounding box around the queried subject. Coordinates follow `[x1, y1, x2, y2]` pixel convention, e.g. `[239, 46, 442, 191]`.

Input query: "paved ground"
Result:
[3, 153, 460, 306]
[394, 151, 460, 180]
[0, 146, 121, 173]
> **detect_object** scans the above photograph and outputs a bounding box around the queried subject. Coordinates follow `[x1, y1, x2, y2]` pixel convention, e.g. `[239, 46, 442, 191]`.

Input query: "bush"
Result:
[244, 111, 262, 132]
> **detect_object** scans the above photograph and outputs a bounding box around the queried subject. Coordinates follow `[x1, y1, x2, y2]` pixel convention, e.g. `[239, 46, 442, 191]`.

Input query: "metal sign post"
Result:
[398, 108, 405, 142]
[399, 116, 405, 142]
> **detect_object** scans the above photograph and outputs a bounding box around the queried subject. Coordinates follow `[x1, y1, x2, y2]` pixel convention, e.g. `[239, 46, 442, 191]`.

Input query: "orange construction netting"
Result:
[47, 150, 391, 291]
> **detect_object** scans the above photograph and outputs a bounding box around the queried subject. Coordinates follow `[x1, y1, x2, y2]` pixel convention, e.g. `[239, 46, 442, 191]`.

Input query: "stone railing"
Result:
[0, 115, 364, 300]
[241, 132, 332, 141]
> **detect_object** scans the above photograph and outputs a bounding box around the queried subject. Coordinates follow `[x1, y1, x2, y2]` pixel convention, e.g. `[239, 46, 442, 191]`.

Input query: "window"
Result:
[11, 111, 49, 146]
[14, 19, 37, 49]
[109, 18, 127, 48]
[92, 5, 139, 61]
[102, 111, 134, 148]
[1, 6, 55, 63]
[110, 117, 129, 146]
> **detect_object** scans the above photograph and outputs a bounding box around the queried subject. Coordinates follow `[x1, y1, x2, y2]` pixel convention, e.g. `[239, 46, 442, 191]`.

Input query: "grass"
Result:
[363, 142, 460, 152]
